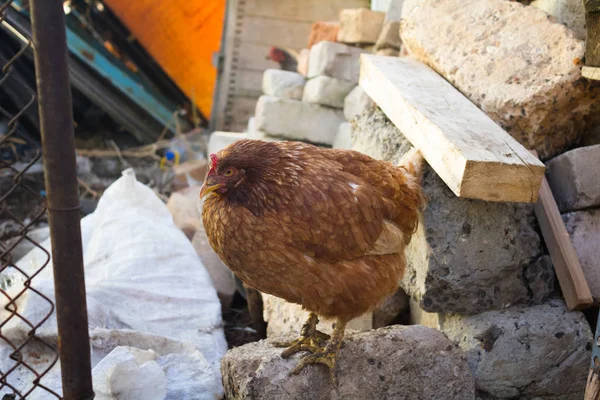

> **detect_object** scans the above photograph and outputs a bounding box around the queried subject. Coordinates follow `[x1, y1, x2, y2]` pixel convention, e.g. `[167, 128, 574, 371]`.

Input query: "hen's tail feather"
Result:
[397, 147, 427, 215]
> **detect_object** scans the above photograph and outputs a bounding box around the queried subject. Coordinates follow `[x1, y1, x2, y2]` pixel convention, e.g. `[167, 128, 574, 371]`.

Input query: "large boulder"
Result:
[420, 300, 592, 400]
[352, 109, 553, 314]
[400, 0, 600, 159]
[221, 325, 475, 399]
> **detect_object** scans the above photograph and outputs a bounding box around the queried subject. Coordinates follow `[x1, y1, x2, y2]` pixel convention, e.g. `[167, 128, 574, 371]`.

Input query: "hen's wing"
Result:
[275, 145, 421, 262]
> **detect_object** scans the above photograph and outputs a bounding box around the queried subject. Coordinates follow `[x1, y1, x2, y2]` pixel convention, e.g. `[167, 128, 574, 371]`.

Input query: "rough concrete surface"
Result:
[531, 0, 586, 40]
[546, 144, 600, 212]
[563, 209, 600, 304]
[255, 95, 345, 145]
[440, 300, 592, 400]
[344, 85, 374, 121]
[352, 109, 553, 314]
[262, 69, 306, 100]
[400, 0, 600, 159]
[222, 325, 475, 400]
[302, 75, 356, 108]
[307, 41, 368, 83]
[337, 8, 385, 44]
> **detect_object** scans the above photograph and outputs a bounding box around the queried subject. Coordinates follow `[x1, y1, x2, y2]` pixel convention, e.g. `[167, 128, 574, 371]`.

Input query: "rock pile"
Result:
[202, 2, 600, 399]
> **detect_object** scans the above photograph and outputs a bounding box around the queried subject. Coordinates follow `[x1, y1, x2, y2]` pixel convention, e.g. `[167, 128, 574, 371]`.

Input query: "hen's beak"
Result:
[200, 181, 224, 200]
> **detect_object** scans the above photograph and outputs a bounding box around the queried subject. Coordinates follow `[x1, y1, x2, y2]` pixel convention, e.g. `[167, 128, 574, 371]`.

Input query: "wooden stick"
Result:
[359, 55, 545, 203]
[530, 150, 593, 310]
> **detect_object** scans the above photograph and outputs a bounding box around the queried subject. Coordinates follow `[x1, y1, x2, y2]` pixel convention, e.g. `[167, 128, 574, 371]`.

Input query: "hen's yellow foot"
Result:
[288, 319, 347, 386]
[273, 312, 330, 357]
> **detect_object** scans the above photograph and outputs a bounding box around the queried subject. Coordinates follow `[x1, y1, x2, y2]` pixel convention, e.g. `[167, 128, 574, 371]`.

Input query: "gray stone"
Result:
[375, 20, 401, 51]
[563, 209, 600, 304]
[352, 108, 553, 314]
[531, 0, 585, 40]
[337, 8, 385, 45]
[307, 41, 368, 83]
[261, 294, 372, 337]
[400, 0, 600, 159]
[372, 287, 409, 328]
[261, 69, 306, 100]
[302, 76, 355, 108]
[344, 86, 374, 121]
[333, 122, 353, 149]
[254, 95, 345, 145]
[439, 300, 592, 399]
[221, 325, 475, 400]
[546, 145, 600, 212]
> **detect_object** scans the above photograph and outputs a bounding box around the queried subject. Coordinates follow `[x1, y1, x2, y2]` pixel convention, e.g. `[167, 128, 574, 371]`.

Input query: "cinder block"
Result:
[337, 8, 385, 44]
[302, 75, 355, 108]
[262, 69, 306, 100]
[307, 41, 367, 83]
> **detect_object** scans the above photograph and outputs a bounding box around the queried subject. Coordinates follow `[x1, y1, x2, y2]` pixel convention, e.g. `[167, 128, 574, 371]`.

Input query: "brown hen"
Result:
[200, 139, 424, 384]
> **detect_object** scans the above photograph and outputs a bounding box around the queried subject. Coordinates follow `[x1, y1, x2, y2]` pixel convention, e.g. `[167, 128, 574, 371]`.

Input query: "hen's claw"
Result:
[288, 319, 347, 386]
[273, 312, 330, 357]
[289, 347, 339, 385]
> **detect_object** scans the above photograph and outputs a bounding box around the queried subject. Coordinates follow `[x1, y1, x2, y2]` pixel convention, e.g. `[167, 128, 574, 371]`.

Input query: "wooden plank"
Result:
[244, 0, 369, 23]
[359, 55, 545, 203]
[583, 66, 600, 80]
[531, 150, 593, 310]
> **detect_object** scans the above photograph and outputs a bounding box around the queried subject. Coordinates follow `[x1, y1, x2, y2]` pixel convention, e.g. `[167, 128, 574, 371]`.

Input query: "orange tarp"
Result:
[104, 0, 226, 118]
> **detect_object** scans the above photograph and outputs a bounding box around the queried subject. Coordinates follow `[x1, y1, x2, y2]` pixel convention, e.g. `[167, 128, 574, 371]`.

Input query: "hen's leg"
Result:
[273, 312, 330, 357]
[289, 319, 346, 386]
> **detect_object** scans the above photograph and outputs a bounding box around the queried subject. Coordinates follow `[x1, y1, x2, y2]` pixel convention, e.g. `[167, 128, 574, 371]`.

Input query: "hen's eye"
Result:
[224, 168, 234, 176]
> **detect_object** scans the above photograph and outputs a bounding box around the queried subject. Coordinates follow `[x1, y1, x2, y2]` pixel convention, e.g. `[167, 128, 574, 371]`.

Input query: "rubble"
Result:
[307, 41, 367, 83]
[207, 131, 247, 155]
[531, 0, 586, 40]
[302, 75, 356, 108]
[352, 108, 553, 314]
[438, 300, 592, 399]
[546, 145, 600, 212]
[262, 69, 306, 100]
[307, 21, 340, 48]
[374, 20, 401, 51]
[563, 209, 600, 303]
[221, 325, 475, 400]
[400, 0, 599, 159]
[343, 85, 374, 121]
[337, 8, 385, 45]
[254, 95, 345, 145]
[333, 122, 353, 149]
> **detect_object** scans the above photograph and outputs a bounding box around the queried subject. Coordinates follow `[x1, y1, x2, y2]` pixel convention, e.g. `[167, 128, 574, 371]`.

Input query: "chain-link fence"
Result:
[0, 1, 93, 398]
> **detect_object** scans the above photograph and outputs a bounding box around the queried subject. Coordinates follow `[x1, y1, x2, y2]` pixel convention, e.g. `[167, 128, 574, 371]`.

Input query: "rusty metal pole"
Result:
[29, 1, 95, 399]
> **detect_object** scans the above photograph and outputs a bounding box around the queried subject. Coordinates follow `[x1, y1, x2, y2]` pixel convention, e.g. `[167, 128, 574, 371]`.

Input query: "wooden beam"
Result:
[359, 55, 545, 203]
[530, 150, 593, 310]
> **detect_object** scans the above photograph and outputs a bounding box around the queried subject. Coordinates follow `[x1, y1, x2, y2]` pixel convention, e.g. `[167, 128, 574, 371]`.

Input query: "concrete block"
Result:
[207, 131, 247, 155]
[531, 0, 585, 40]
[222, 325, 475, 399]
[344, 85, 374, 121]
[563, 209, 600, 304]
[374, 48, 399, 56]
[375, 20, 401, 50]
[546, 145, 600, 212]
[333, 122, 353, 149]
[352, 108, 553, 314]
[439, 300, 591, 399]
[261, 69, 306, 100]
[307, 21, 339, 49]
[307, 41, 368, 83]
[302, 75, 355, 108]
[254, 95, 345, 145]
[400, 0, 600, 159]
[337, 8, 385, 44]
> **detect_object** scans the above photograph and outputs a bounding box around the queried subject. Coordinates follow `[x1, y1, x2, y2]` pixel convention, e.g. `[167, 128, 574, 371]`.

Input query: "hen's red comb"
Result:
[208, 153, 218, 175]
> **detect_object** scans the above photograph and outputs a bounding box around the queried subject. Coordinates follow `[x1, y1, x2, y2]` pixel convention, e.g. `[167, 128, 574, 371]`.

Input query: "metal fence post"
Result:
[29, 1, 94, 399]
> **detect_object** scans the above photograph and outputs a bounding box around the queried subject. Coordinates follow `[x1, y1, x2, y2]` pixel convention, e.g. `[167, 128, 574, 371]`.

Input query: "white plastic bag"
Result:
[0, 169, 226, 398]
